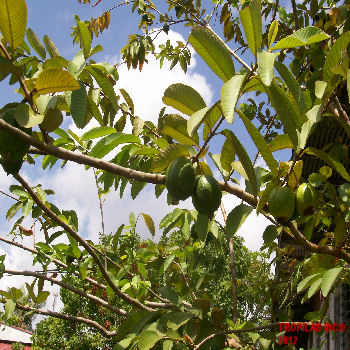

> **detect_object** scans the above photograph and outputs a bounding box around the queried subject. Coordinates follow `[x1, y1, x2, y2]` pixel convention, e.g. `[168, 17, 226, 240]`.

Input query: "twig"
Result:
[14, 303, 118, 338]
[253, 114, 276, 165]
[272, 0, 279, 22]
[0, 190, 22, 202]
[5, 269, 129, 316]
[93, 169, 107, 271]
[0, 235, 106, 290]
[15, 173, 155, 311]
[291, 0, 300, 30]
[193, 116, 225, 162]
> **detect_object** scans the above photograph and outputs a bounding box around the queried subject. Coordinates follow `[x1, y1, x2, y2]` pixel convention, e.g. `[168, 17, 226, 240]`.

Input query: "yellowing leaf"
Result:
[239, 0, 262, 57]
[0, 0, 27, 49]
[271, 26, 329, 51]
[142, 213, 155, 237]
[35, 69, 80, 95]
[15, 103, 44, 128]
[268, 20, 278, 48]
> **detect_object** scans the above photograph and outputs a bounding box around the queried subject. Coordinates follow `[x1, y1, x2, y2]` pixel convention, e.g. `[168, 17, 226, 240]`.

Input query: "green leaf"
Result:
[315, 80, 327, 99]
[4, 299, 16, 320]
[43, 34, 60, 57]
[22, 198, 33, 217]
[323, 32, 350, 82]
[162, 83, 206, 116]
[271, 26, 329, 51]
[75, 17, 91, 59]
[226, 204, 253, 238]
[187, 107, 209, 137]
[268, 134, 294, 152]
[321, 267, 342, 297]
[220, 137, 235, 172]
[297, 273, 322, 293]
[15, 103, 44, 128]
[139, 331, 162, 350]
[0, 0, 27, 49]
[221, 129, 258, 197]
[304, 147, 350, 182]
[257, 49, 279, 86]
[26, 28, 46, 59]
[162, 114, 198, 145]
[6, 201, 22, 220]
[268, 20, 278, 48]
[266, 83, 299, 148]
[307, 277, 322, 299]
[275, 62, 307, 114]
[157, 286, 183, 308]
[36, 291, 50, 304]
[239, 0, 262, 57]
[142, 213, 155, 237]
[70, 81, 87, 129]
[237, 110, 279, 177]
[120, 88, 134, 114]
[89, 133, 140, 159]
[85, 65, 118, 112]
[221, 75, 245, 123]
[152, 144, 194, 172]
[81, 126, 116, 141]
[195, 213, 209, 241]
[87, 96, 103, 126]
[263, 225, 279, 244]
[158, 254, 175, 277]
[188, 26, 235, 81]
[36, 69, 80, 95]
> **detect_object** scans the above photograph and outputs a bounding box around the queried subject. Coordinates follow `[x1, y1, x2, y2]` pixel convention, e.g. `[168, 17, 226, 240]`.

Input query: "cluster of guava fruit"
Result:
[165, 156, 222, 215]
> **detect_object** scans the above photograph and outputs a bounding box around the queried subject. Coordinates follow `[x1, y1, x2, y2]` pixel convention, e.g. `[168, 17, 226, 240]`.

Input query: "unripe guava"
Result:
[165, 156, 196, 201]
[268, 186, 295, 223]
[295, 183, 316, 216]
[192, 175, 222, 214]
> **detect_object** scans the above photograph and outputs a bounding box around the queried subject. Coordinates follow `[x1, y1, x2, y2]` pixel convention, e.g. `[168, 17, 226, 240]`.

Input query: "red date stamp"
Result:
[278, 322, 347, 345]
[278, 336, 297, 345]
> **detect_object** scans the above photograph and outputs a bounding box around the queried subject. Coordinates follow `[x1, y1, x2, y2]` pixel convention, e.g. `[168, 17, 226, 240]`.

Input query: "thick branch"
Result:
[15, 174, 154, 311]
[5, 269, 129, 316]
[287, 222, 350, 264]
[14, 303, 117, 338]
[1, 120, 349, 265]
[0, 119, 163, 184]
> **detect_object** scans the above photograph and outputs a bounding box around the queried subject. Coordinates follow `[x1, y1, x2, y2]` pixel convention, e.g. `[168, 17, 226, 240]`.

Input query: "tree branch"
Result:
[14, 303, 118, 338]
[1, 120, 349, 264]
[5, 269, 129, 316]
[14, 174, 155, 311]
[0, 235, 106, 290]
[291, 0, 300, 30]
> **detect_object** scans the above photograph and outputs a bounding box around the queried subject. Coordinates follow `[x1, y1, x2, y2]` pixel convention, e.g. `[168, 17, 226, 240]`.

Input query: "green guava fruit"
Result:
[192, 175, 222, 214]
[295, 183, 316, 216]
[165, 156, 196, 200]
[268, 186, 295, 223]
[0, 108, 31, 175]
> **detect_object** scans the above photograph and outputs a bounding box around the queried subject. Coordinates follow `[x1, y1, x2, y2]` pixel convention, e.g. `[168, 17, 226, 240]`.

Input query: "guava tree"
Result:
[0, 0, 349, 349]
